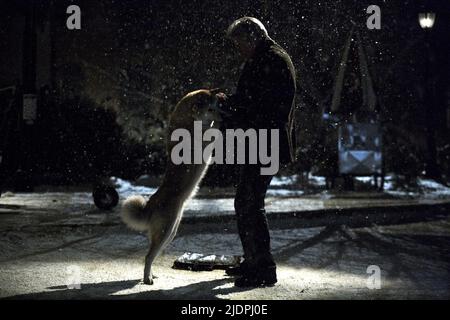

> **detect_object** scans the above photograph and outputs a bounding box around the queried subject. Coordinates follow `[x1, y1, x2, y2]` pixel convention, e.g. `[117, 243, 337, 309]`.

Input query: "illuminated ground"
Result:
[0, 189, 449, 299]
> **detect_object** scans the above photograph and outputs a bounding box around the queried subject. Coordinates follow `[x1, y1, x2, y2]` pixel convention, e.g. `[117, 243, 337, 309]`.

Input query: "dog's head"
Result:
[191, 88, 222, 125]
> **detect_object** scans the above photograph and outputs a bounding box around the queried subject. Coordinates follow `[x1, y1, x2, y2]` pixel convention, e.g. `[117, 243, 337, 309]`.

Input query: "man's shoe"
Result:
[234, 266, 277, 287]
[225, 261, 249, 276]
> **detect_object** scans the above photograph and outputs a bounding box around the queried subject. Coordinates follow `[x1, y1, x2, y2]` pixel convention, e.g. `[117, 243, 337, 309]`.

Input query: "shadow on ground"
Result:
[3, 277, 259, 300]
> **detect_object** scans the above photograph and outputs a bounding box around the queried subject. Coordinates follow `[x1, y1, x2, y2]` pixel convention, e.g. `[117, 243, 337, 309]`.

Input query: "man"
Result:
[217, 17, 297, 287]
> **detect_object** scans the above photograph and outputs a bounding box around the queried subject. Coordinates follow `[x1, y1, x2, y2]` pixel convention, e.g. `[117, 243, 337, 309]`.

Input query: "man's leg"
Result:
[233, 164, 276, 286]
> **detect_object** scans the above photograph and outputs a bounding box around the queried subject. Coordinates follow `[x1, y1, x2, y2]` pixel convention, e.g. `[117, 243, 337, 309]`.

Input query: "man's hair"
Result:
[226, 17, 269, 42]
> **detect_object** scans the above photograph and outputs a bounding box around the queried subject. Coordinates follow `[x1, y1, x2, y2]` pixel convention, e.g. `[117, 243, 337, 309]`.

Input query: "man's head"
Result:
[226, 17, 269, 59]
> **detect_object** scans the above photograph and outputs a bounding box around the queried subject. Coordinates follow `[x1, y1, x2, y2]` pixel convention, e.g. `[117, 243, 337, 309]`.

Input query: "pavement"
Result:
[0, 183, 450, 300]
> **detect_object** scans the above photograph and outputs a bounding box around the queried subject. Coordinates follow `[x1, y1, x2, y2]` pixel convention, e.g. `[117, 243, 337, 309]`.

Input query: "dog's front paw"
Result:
[143, 277, 154, 285]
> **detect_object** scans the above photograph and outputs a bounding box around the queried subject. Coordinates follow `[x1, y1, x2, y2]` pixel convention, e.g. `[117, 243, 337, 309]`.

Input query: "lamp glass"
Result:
[419, 12, 436, 29]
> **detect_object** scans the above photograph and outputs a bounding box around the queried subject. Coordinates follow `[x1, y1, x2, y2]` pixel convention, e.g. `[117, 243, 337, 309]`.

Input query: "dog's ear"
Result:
[209, 88, 220, 95]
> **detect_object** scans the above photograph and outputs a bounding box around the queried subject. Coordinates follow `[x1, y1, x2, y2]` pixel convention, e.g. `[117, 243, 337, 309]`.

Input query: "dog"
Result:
[121, 89, 222, 284]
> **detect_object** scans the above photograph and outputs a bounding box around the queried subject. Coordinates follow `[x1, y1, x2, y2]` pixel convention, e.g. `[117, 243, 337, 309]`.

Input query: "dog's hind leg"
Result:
[143, 231, 168, 285]
[143, 221, 181, 284]
[167, 220, 182, 244]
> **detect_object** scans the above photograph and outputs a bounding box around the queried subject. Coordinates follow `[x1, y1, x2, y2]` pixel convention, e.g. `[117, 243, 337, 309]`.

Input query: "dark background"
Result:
[0, 0, 449, 187]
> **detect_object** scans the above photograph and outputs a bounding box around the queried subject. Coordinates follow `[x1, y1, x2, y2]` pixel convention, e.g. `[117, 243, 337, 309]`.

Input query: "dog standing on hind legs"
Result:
[121, 89, 221, 285]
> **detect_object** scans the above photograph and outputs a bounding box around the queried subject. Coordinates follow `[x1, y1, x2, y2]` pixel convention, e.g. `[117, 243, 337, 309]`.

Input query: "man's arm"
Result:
[249, 54, 296, 128]
[217, 50, 295, 129]
[216, 89, 250, 128]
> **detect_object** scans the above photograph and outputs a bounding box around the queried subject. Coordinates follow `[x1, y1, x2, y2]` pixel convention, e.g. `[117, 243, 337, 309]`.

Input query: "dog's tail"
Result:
[121, 195, 151, 232]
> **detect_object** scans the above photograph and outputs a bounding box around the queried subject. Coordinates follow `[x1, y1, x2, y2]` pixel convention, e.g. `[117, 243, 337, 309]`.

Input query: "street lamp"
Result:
[418, 11, 438, 178]
[418, 12, 436, 29]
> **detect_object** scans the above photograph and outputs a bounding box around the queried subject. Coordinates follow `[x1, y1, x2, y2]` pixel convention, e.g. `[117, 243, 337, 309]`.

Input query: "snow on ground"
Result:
[305, 174, 450, 200]
[111, 177, 156, 198]
[0, 174, 448, 229]
[266, 189, 305, 197]
[109, 175, 305, 198]
[297, 173, 450, 200]
[418, 179, 450, 195]
[108, 174, 450, 201]
[270, 175, 299, 187]
[308, 174, 327, 187]
[267, 175, 304, 196]
[382, 176, 450, 199]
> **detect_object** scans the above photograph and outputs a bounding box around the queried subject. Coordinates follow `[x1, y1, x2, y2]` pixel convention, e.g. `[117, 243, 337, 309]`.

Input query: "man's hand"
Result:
[216, 92, 228, 102]
[215, 92, 232, 117]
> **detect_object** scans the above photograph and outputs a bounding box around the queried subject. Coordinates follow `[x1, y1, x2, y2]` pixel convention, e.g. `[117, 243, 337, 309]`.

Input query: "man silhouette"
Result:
[217, 17, 297, 287]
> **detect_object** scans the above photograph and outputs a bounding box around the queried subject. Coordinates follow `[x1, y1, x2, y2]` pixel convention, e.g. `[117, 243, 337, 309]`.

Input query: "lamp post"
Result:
[16, 1, 38, 192]
[418, 11, 438, 179]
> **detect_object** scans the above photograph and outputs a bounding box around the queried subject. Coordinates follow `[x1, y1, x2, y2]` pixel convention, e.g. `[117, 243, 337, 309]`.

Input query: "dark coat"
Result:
[222, 38, 297, 164]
